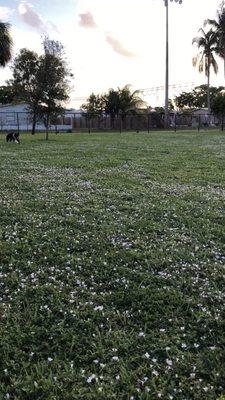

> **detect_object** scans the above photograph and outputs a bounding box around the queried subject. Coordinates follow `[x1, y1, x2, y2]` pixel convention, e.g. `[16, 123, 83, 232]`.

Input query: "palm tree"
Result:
[204, 1, 225, 76]
[0, 22, 13, 67]
[118, 85, 146, 116]
[192, 28, 218, 112]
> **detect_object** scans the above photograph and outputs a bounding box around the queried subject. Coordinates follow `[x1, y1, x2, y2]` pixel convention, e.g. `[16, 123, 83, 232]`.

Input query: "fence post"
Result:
[174, 113, 177, 132]
[147, 114, 150, 133]
[137, 115, 140, 132]
[88, 114, 91, 134]
[16, 112, 20, 134]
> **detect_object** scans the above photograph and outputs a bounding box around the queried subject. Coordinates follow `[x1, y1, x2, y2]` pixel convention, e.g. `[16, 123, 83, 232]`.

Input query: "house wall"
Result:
[0, 104, 82, 131]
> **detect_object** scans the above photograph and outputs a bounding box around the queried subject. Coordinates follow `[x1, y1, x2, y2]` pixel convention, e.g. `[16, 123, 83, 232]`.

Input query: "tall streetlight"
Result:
[164, 0, 183, 129]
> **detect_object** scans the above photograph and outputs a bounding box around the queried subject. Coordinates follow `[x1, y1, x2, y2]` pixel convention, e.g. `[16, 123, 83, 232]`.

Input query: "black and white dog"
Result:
[6, 131, 20, 144]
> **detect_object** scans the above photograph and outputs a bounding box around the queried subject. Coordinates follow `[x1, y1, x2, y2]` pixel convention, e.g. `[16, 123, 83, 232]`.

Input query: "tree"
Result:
[174, 85, 224, 110]
[103, 89, 120, 127]
[211, 92, 225, 117]
[205, 1, 225, 76]
[10, 38, 72, 138]
[10, 49, 42, 134]
[0, 85, 17, 104]
[174, 91, 195, 109]
[81, 93, 104, 116]
[81, 85, 146, 127]
[103, 85, 145, 126]
[117, 85, 145, 117]
[192, 28, 218, 112]
[36, 37, 72, 140]
[0, 22, 13, 67]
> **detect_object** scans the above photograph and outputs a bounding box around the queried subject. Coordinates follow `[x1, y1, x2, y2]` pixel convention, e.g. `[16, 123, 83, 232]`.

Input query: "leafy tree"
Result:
[82, 85, 145, 127]
[10, 38, 72, 138]
[174, 91, 195, 109]
[211, 92, 225, 117]
[0, 22, 13, 67]
[10, 49, 42, 134]
[0, 85, 17, 104]
[103, 89, 120, 126]
[81, 93, 104, 116]
[205, 1, 225, 75]
[36, 37, 72, 140]
[192, 28, 218, 111]
[175, 85, 224, 109]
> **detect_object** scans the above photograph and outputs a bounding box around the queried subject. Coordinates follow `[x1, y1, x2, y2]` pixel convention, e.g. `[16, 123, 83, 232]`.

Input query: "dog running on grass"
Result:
[6, 131, 20, 144]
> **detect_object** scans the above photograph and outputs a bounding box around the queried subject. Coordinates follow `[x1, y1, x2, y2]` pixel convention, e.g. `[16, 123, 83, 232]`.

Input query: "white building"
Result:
[0, 103, 83, 131]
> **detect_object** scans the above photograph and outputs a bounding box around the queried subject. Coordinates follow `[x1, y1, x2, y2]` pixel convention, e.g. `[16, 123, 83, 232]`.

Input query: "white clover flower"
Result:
[47, 357, 53, 362]
[138, 332, 145, 337]
[86, 374, 97, 383]
[94, 305, 103, 311]
[166, 359, 173, 366]
[112, 356, 119, 361]
[144, 352, 150, 359]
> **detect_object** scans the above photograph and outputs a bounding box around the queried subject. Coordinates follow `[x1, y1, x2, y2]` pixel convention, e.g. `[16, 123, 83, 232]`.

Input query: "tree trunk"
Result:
[45, 115, 49, 141]
[207, 70, 210, 114]
[224, 45, 225, 78]
[31, 112, 37, 135]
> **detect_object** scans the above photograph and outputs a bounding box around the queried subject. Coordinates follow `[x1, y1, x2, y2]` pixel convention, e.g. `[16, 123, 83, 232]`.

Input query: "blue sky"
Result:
[0, 0, 224, 108]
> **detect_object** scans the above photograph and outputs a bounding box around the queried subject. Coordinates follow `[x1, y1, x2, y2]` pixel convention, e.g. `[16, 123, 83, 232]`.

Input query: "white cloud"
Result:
[0, 6, 14, 20]
[18, 1, 46, 32]
[105, 34, 135, 57]
[17, 1, 58, 34]
[79, 11, 97, 28]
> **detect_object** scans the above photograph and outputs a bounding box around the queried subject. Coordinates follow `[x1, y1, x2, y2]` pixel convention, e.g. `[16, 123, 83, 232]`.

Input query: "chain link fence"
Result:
[0, 111, 223, 134]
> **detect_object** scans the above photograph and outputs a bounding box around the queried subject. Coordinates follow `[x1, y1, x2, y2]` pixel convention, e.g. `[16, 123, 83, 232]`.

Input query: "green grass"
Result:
[0, 130, 225, 399]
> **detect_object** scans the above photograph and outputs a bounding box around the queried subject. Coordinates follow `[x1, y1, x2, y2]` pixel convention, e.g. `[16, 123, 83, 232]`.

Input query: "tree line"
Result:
[1, 1, 225, 135]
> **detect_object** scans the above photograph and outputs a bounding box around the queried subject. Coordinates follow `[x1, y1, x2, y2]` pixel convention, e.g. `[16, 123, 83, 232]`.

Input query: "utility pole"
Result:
[163, 0, 183, 130]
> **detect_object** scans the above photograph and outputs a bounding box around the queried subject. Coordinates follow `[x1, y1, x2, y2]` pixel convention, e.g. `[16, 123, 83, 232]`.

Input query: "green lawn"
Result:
[0, 130, 225, 399]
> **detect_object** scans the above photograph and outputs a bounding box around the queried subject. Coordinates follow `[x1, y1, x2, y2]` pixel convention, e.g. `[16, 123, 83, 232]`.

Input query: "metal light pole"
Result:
[163, 0, 183, 130]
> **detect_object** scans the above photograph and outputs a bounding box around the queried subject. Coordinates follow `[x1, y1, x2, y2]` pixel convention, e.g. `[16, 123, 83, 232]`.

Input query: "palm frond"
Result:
[211, 56, 219, 74]
[0, 21, 13, 67]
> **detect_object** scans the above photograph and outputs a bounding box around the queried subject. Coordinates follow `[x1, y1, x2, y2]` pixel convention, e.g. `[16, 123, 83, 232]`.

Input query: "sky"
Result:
[0, 0, 224, 108]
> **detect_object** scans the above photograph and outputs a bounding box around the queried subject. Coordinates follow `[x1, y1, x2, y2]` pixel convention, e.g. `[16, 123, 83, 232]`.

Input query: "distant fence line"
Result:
[0, 111, 223, 133]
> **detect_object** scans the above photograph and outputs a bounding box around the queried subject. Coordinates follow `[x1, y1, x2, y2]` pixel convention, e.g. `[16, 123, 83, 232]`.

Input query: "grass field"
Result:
[0, 130, 225, 399]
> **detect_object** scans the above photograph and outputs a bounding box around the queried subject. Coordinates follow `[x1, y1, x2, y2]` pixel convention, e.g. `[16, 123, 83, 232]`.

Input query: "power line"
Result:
[72, 82, 196, 103]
